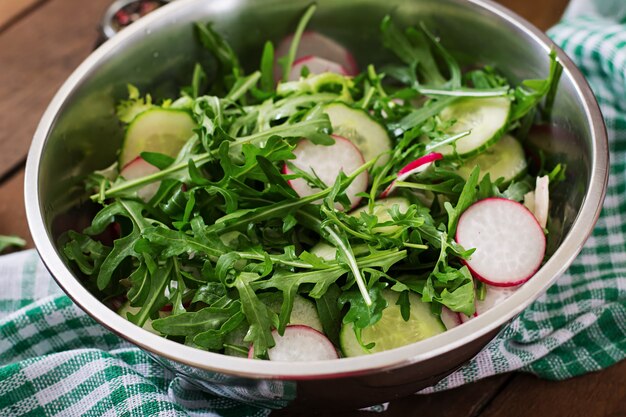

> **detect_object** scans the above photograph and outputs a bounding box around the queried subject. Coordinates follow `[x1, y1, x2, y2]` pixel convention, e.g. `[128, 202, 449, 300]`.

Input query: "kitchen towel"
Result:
[2, 2, 626, 415]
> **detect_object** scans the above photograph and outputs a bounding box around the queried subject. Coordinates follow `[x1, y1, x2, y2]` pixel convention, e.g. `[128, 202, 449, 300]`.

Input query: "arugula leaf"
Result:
[315, 284, 343, 346]
[195, 22, 243, 94]
[510, 50, 562, 122]
[339, 281, 388, 350]
[259, 41, 275, 92]
[234, 272, 277, 358]
[127, 258, 172, 327]
[152, 300, 242, 336]
[193, 311, 246, 350]
[278, 4, 317, 82]
[61, 231, 110, 276]
[445, 166, 480, 237]
[85, 200, 151, 290]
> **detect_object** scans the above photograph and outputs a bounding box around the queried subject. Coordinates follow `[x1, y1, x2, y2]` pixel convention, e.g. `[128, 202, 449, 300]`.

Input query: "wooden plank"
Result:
[0, 169, 32, 248]
[385, 375, 512, 417]
[0, 0, 44, 30]
[495, 0, 571, 31]
[0, 0, 111, 179]
[479, 360, 626, 417]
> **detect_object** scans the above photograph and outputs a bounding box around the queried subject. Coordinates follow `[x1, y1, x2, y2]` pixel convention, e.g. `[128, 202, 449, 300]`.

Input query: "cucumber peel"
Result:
[438, 97, 511, 157]
[324, 102, 392, 166]
[119, 108, 196, 167]
[456, 134, 527, 184]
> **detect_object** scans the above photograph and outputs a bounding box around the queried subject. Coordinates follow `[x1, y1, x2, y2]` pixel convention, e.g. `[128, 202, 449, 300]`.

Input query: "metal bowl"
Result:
[25, 0, 608, 411]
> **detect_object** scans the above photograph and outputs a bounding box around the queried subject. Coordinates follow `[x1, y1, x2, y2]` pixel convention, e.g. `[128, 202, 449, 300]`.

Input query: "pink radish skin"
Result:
[284, 135, 368, 210]
[459, 285, 520, 323]
[288, 55, 349, 81]
[248, 325, 339, 361]
[380, 153, 443, 198]
[275, 31, 359, 81]
[456, 198, 546, 287]
[441, 307, 463, 329]
[120, 157, 160, 201]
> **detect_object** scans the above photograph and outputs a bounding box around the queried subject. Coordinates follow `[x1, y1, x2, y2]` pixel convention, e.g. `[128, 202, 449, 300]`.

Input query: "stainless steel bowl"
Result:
[25, 0, 608, 411]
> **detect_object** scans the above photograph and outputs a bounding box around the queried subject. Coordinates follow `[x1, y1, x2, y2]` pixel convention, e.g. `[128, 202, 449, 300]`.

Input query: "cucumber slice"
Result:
[310, 242, 370, 261]
[340, 290, 445, 357]
[352, 197, 411, 234]
[438, 97, 511, 157]
[118, 301, 169, 335]
[310, 241, 338, 261]
[456, 135, 527, 184]
[267, 294, 324, 332]
[323, 102, 392, 166]
[119, 108, 196, 167]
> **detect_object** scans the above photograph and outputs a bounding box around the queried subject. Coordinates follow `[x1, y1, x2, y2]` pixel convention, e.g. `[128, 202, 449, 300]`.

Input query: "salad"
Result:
[61, 5, 564, 361]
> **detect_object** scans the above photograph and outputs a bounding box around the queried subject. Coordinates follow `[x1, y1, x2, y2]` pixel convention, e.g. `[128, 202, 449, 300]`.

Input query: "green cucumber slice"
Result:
[456, 134, 527, 184]
[267, 294, 324, 332]
[340, 290, 445, 357]
[352, 197, 411, 234]
[438, 97, 511, 157]
[119, 108, 196, 167]
[323, 102, 392, 166]
[118, 301, 169, 335]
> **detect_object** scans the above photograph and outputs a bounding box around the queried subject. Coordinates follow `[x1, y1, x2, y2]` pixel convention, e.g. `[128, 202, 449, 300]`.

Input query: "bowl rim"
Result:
[25, 0, 609, 380]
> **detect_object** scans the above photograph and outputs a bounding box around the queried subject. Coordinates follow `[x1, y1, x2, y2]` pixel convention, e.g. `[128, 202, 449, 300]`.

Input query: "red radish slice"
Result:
[459, 285, 519, 323]
[456, 198, 546, 287]
[120, 157, 160, 201]
[380, 152, 443, 198]
[534, 176, 549, 229]
[441, 307, 462, 329]
[275, 31, 359, 81]
[284, 135, 368, 209]
[288, 55, 349, 81]
[249, 325, 339, 361]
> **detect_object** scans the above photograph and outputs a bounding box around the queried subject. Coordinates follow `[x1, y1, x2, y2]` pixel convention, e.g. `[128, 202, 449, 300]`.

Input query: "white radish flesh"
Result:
[534, 176, 550, 229]
[275, 31, 359, 81]
[250, 325, 339, 361]
[288, 55, 349, 81]
[380, 153, 443, 198]
[119, 157, 160, 201]
[456, 198, 546, 287]
[284, 135, 368, 209]
[459, 285, 519, 323]
[441, 307, 463, 329]
[523, 191, 535, 214]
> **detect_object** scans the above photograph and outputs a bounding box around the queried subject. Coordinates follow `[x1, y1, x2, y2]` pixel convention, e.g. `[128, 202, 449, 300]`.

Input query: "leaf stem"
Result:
[281, 4, 317, 82]
[322, 225, 372, 306]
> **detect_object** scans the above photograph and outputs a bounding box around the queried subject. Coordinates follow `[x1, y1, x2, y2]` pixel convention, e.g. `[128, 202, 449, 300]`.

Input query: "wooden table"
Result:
[2, 0, 625, 416]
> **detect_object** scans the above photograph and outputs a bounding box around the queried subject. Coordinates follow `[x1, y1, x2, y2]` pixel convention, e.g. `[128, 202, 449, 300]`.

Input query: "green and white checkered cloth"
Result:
[3, 3, 626, 415]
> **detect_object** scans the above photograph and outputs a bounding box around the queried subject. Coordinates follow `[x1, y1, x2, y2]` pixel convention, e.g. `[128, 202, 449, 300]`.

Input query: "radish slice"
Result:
[120, 157, 160, 201]
[456, 198, 546, 287]
[288, 55, 349, 81]
[441, 307, 462, 329]
[284, 135, 368, 209]
[534, 176, 549, 229]
[275, 31, 359, 81]
[459, 285, 519, 323]
[380, 152, 443, 198]
[249, 325, 339, 361]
